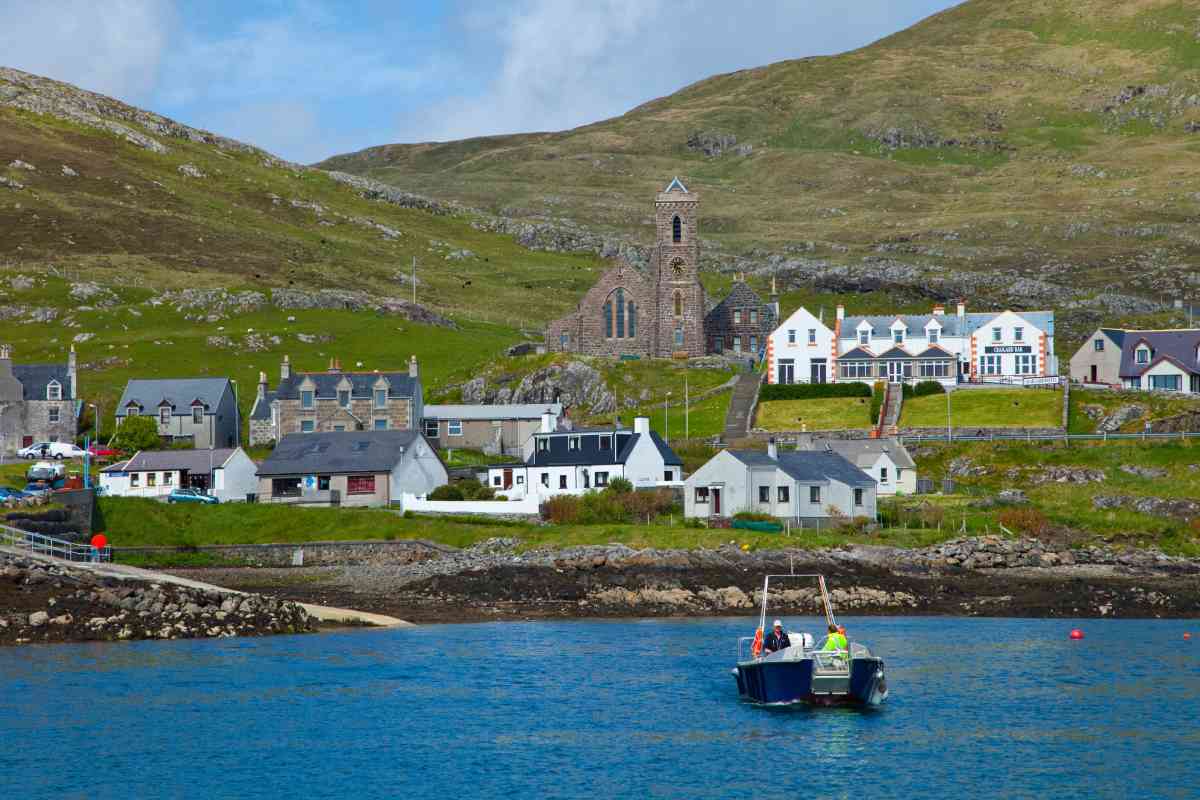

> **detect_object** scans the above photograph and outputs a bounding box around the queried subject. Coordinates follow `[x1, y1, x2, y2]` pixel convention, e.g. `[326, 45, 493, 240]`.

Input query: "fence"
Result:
[401, 493, 543, 516]
[969, 375, 1065, 389]
[899, 430, 1200, 445]
[0, 523, 110, 563]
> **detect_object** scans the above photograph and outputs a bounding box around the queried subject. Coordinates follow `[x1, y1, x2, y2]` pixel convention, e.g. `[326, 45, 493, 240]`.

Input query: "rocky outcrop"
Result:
[1096, 404, 1145, 433]
[1092, 495, 1200, 521]
[1030, 466, 1106, 485]
[0, 553, 313, 646]
[1119, 464, 1167, 479]
[147, 287, 456, 328]
[686, 131, 752, 158]
[461, 360, 615, 414]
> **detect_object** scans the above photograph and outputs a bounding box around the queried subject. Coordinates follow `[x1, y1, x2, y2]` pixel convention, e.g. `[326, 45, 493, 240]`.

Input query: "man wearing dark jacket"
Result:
[763, 619, 791, 654]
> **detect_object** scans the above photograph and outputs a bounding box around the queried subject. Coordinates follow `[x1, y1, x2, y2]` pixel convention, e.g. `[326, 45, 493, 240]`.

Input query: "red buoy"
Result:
[1069, 629, 1084, 640]
[1185, 633, 1192, 641]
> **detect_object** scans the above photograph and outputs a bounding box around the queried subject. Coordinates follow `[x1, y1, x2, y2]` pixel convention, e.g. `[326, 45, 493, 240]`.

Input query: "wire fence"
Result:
[898, 430, 1200, 445]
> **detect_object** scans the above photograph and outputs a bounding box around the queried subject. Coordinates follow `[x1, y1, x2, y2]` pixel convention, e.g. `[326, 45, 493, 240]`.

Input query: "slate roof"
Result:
[424, 403, 563, 421]
[117, 378, 230, 415]
[840, 311, 1054, 339]
[1098, 328, 1126, 349]
[704, 281, 777, 333]
[913, 345, 956, 360]
[809, 439, 916, 470]
[727, 449, 876, 487]
[12, 364, 72, 401]
[123, 449, 239, 472]
[257, 430, 421, 476]
[524, 429, 682, 467]
[274, 370, 419, 401]
[249, 390, 277, 421]
[1116, 330, 1200, 377]
[837, 346, 875, 360]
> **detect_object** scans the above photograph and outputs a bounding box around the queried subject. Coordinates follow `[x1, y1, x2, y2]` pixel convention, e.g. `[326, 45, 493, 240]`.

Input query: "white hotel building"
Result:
[767, 302, 1058, 387]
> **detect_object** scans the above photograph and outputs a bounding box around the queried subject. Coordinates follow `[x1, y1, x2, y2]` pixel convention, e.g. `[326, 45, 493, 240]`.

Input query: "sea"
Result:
[1, 617, 1197, 800]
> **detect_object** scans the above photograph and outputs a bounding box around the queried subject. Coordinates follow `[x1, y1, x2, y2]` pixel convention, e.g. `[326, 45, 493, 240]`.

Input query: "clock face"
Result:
[671, 261, 685, 277]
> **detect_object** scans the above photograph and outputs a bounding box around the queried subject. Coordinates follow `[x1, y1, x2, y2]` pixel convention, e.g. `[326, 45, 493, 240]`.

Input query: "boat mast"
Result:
[817, 575, 837, 628]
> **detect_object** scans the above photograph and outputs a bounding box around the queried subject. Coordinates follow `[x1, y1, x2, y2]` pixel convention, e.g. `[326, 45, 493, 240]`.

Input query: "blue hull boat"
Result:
[732, 574, 889, 708]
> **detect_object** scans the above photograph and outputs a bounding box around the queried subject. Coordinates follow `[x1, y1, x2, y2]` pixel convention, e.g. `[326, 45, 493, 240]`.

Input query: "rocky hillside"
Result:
[321, 0, 1200, 336]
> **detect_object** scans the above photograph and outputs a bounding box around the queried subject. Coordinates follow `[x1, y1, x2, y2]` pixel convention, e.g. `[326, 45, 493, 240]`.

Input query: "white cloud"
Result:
[0, 0, 171, 101]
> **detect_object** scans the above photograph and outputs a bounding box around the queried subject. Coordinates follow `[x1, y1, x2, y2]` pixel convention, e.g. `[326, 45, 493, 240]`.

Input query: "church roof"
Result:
[664, 176, 688, 194]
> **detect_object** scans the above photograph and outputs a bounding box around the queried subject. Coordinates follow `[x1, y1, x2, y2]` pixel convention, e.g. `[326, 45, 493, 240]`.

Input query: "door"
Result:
[810, 360, 827, 384]
[22, 436, 33, 448]
[711, 488, 722, 517]
[778, 360, 794, 385]
[1090, 365, 1098, 383]
[503, 469, 513, 490]
[887, 361, 903, 383]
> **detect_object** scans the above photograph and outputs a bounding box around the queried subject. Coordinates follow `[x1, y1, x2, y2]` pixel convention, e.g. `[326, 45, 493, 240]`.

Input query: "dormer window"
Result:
[858, 330, 869, 346]
[375, 389, 387, 408]
[46, 381, 62, 401]
[928, 328, 940, 344]
[191, 404, 204, 425]
[338, 389, 350, 407]
[568, 436, 580, 451]
[893, 328, 905, 344]
[1136, 347, 1150, 365]
[126, 405, 140, 417]
[536, 437, 549, 453]
[301, 390, 314, 409]
[159, 407, 171, 425]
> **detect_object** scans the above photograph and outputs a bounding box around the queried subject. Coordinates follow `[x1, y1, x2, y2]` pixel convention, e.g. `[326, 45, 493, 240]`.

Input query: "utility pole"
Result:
[412, 256, 417, 304]
[946, 387, 952, 442]
[684, 370, 689, 441]
[665, 391, 672, 443]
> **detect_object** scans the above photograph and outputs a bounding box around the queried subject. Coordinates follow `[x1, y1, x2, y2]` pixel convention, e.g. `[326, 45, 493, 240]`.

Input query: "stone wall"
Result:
[546, 263, 655, 358]
[0, 399, 77, 454]
[112, 538, 450, 567]
[277, 396, 413, 436]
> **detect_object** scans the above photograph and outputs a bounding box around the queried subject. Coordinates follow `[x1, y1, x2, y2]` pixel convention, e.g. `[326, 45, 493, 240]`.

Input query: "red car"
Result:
[87, 444, 120, 458]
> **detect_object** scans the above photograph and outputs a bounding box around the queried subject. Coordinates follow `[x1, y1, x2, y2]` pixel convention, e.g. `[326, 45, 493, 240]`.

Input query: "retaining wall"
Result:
[112, 538, 449, 567]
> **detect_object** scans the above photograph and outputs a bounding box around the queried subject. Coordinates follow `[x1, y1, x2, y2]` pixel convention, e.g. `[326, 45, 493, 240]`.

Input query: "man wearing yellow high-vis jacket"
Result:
[822, 624, 848, 651]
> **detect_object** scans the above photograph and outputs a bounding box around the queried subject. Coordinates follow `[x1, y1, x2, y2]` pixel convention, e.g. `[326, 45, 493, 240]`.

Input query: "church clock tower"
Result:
[654, 177, 706, 358]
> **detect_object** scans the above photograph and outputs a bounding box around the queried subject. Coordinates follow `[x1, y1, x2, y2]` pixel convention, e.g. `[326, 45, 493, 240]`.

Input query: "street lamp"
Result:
[946, 387, 953, 442]
[665, 391, 672, 443]
[230, 379, 240, 447]
[88, 403, 100, 441]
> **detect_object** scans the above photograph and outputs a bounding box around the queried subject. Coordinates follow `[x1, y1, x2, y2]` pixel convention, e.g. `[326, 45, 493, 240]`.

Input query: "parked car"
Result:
[167, 488, 219, 505]
[22, 484, 51, 498]
[87, 443, 120, 458]
[17, 441, 86, 460]
[0, 487, 30, 501]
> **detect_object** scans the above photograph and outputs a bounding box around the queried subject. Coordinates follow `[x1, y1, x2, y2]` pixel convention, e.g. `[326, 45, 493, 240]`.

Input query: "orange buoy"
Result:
[1069, 629, 1085, 640]
[1185, 632, 1192, 641]
[751, 627, 764, 658]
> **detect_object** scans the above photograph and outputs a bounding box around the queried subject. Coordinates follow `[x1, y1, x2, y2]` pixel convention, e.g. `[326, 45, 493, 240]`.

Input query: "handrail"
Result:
[0, 524, 110, 563]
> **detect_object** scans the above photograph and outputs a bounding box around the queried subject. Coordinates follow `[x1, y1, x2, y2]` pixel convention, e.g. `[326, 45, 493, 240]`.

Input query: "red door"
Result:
[503, 469, 513, 490]
[22, 436, 34, 448]
[712, 488, 722, 516]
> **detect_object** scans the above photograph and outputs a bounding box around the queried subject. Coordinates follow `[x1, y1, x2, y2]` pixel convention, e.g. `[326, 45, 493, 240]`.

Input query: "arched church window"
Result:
[672, 216, 682, 243]
[603, 300, 613, 338]
[673, 291, 683, 317]
[674, 327, 684, 348]
[615, 288, 625, 338]
[627, 302, 637, 338]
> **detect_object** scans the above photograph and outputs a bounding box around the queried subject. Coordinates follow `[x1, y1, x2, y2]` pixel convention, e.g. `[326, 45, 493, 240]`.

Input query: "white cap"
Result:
[773, 619, 783, 628]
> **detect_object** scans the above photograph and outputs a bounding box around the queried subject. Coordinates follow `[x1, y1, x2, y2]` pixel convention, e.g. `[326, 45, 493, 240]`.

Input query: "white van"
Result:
[17, 441, 86, 460]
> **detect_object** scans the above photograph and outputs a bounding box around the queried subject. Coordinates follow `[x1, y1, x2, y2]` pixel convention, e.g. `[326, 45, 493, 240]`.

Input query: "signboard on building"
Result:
[984, 345, 1033, 354]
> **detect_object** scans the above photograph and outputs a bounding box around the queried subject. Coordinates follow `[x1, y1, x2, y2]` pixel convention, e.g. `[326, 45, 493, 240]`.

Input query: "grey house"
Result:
[1070, 328, 1200, 393]
[684, 441, 877, 524]
[422, 403, 563, 456]
[256, 429, 447, 508]
[0, 344, 79, 454]
[115, 378, 240, 449]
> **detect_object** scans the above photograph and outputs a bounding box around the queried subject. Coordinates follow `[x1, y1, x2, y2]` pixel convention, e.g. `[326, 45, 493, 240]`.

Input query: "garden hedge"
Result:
[759, 383, 872, 402]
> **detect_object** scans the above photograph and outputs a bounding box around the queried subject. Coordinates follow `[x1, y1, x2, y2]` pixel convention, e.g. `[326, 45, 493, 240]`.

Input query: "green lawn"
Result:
[756, 398, 873, 431]
[439, 448, 514, 467]
[900, 389, 1062, 429]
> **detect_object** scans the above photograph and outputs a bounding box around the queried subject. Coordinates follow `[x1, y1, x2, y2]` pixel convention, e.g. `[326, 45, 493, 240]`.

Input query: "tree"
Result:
[109, 415, 162, 453]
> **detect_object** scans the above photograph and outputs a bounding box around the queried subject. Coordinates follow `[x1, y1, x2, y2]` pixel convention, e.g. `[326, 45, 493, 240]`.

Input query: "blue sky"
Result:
[0, 0, 960, 163]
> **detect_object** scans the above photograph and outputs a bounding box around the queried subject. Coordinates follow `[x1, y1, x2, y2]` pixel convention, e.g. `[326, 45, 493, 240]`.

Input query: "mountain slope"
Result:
[320, 0, 1200, 308]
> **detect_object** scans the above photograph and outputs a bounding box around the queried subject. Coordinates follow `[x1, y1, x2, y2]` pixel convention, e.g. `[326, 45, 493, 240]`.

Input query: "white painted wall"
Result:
[212, 449, 259, 502]
[969, 310, 1055, 379]
[392, 436, 450, 505]
[402, 493, 542, 515]
[768, 307, 835, 385]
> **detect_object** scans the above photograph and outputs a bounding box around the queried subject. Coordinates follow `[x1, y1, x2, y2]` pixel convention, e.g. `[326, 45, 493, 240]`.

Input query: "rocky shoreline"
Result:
[172, 536, 1200, 624]
[0, 552, 314, 646]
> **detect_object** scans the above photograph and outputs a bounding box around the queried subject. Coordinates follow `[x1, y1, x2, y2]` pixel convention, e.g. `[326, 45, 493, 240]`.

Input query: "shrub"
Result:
[605, 477, 634, 495]
[869, 381, 886, 425]
[578, 491, 627, 524]
[624, 488, 677, 521]
[760, 383, 872, 402]
[912, 380, 945, 397]
[734, 511, 775, 522]
[997, 508, 1050, 537]
[109, 415, 163, 452]
[429, 484, 464, 501]
[542, 495, 581, 524]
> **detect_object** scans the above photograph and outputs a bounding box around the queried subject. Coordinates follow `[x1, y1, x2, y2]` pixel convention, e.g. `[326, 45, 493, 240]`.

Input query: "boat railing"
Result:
[737, 636, 757, 662]
[812, 650, 850, 675]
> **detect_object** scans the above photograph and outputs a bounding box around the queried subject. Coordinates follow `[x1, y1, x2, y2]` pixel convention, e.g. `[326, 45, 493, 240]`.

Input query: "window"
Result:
[318, 475, 331, 491]
[732, 336, 742, 353]
[272, 477, 301, 497]
[568, 436, 580, 451]
[615, 288, 625, 339]
[559, 475, 568, 489]
[537, 438, 549, 453]
[347, 475, 376, 495]
[880, 467, 889, 484]
[1015, 355, 1036, 375]
[809, 486, 821, 504]
[628, 302, 637, 338]
[301, 390, 314, 409]
[980, 355, 1001, 376]
[130, 473, 140, 487]
[447, 420, 462, 436]
[859, 330, 869, 345]
[992, 327, 1002, 342]
[338, 390, 350, 407]
[48, 407, 60, 424]
[163, 472, 173, 486]
[516, 475, 524, 485]
[599, 436, 611, 451]
[694, 487, 709, 504]
[595, 472, 608, 487]
[46, 382, 61, 401]
[147, 472, 157, 488]
[301, 420, 315, 433]
[663, 470, 673, 481]
[493, 475, 502, 487]
[854, 488, 864, 507]
[1135, 348, 1150, 365]
[928, 328, 939, 344]
[674, 292, 683, 318]
[734, 309, 742, 324]
[541, 472, 550, 487]
[777, 486, 790, 503]
[759, 486, 770, 503]
[672, 215, 682, 243]
[159, 407, 170, 425]
[1014, 327, 1024, 342]
[808, 329, 816, 345]
[893, 329, 904, 344]
[334, 425, 346, 432]
[423, 419, 439, 438]
[126, 406, 140, 417]
[750, 310, 758, 325]
[919, 361, 951, 378]
[749, 336, 758, 353]
[842, 361, 872, 379]
[374, 419, 388, 431]
[603, 300, 613, 338]
[674, 328, 684, 348]
[192, 406, 204, 425]
[788, 329, 796, 344]
[1150, 374, 1182, 391]
[560, 332, 570, 348]
[1094, 339, 1105, 352]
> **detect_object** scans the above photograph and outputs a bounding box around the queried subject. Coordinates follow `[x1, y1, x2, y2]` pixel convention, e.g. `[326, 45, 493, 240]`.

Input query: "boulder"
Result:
[1119, 464, 1167, 479]
[1096, 404, 1145, 433]
[28, 611, 48, 627]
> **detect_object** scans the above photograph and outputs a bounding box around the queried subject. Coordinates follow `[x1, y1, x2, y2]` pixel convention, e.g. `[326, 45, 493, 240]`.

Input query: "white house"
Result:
[683, 440, 877, 523]
[485, 414, 682, 498]
[98, 448, 258, 502]
[766, 306, 836, 384]
[1070, 329, 1200, 393]
[805, 438, 916, 496]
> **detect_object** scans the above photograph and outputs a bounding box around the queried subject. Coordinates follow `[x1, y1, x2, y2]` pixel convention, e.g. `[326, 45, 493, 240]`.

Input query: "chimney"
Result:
[767, 438, 778, 460]
[280, 355, 291, 381]
[540, 409, 558, 433]
[933, 304, 945, 316]
[836, 304, 845, 321]
[957, 301, 966, 319]
[257, 371, 268, 401]
[634, 416, 650, 435]
[770, 276, 780, 319]
[409, 354, 419, 379]
[328, 357, 340, 373]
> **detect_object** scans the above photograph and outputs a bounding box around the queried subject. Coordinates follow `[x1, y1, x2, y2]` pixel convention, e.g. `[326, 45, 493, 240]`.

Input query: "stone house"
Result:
[249, 355, 424, 445]
[422, 403, 563, 456]
[115, 378, 239, 449]
[547, 178, 774, 360]
[0, 344, 79, 455]
[98, 447, 258, 501]
[255, 429, 447, 508]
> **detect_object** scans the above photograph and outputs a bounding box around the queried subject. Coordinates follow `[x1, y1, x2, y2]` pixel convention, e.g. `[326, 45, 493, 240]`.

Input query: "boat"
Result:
[732, 574, 888, 708]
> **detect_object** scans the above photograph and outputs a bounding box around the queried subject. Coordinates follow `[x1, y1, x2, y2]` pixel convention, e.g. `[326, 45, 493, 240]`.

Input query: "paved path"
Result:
[0, 544, 411, 628]
[723, 372, 762, 442]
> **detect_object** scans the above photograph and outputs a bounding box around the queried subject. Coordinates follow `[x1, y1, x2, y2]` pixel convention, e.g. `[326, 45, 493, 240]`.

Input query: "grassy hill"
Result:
[320, 0, 1200, 335]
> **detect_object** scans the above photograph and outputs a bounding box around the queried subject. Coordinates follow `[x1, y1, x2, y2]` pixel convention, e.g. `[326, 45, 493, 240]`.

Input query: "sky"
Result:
[0, 0, 961, 164]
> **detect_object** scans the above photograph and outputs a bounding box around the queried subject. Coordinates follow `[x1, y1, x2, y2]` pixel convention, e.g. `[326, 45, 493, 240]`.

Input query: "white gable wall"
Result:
[767, 307, 835, 384]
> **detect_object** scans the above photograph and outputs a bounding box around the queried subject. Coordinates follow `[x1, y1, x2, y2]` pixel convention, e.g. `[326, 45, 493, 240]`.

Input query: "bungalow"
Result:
[256, 429, 447, 508]
[1070, 328, 1200, 393]
[683, 440, 877, 523]
[421, 403, 564, 456]
[485, 414, 682, 497]
[803, 438, 916, 497]
[98, 448, 258, 502]
[115, 378, 240, 448]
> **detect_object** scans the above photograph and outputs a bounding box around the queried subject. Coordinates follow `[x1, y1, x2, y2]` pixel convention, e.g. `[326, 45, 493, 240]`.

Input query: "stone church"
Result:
[547, 178, 775, 359]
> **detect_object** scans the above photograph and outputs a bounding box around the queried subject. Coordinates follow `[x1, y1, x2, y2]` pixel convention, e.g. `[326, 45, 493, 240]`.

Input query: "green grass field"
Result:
[756, 398, 873, 431]
[900, 389, 1062, 429]
[1068, 388, 1200, 434]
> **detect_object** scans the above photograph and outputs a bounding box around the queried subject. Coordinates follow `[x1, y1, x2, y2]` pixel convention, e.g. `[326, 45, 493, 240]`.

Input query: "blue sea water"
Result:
[1, 617, 1198, 800]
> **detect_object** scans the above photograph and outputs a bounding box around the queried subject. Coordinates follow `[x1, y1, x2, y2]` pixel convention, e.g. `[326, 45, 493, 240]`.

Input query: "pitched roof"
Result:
[727, 449, 875, 487]
[527, 429, 636, 467]
[274, 370, 418, 401]
[836, 346, 875, 360]
[809, 438, 916, 470]
[664, 176, 688, 193]
[840, 310, 1054, 339]
[704, 281, 777, 332]
[875, 346, 914, 360]
[12, 364, 72, 401]
[249, 390, 277, 421]
[1099, 328, 1126, 349]
[424, 403, 562, 421]
[122, 448, 239, 472]
[257, 430, 421, 476]
[117, 378, 230, 414]
[1117, 330, 1200, 377]
[912, 345, 956, 359]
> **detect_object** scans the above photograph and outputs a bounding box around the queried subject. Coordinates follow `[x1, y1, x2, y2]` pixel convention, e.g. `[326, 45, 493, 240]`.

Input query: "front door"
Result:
[778, 360, 795, 385]
[887, 361, 903, 383]
[503, 469, 513, 490]
[711, 488, 722, 517]
[1090, 365, 1098, 383]
[22, 436, 33, 448]
[810, 360, 827, 384]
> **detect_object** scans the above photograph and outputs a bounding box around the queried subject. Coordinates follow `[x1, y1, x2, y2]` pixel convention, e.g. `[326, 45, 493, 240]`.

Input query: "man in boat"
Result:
[823, 624, 848, 652]
[763, 619, 791, 654]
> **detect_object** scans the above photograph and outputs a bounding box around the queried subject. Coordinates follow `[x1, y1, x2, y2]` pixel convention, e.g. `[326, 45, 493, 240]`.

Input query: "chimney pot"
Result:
[767, 437, 778, 460]
[409, 355, 419, 379]
[836, 305, 845, 321]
